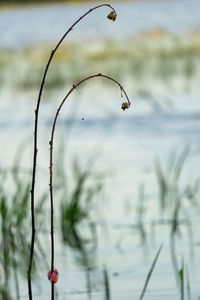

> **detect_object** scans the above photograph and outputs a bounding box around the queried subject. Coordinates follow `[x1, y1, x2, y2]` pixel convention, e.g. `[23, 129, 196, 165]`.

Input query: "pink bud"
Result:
[47, 268, 59, 284]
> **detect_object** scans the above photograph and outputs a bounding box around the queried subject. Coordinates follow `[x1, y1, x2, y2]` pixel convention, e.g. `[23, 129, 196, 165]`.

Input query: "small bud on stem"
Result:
[48, 268, 59, 284]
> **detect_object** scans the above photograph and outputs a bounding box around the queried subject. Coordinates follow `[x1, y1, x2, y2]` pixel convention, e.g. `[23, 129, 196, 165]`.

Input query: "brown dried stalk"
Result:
[49, 73, 130, 299]
[27, 4, 117, 300]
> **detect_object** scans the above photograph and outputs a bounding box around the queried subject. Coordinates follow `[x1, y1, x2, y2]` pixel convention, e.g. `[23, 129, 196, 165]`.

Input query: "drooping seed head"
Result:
[121, 102, 130, 111]
[107, 10, 117, 21]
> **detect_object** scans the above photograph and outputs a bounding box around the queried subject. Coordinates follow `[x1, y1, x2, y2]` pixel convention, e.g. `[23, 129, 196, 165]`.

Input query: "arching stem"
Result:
[27, 4, 117, 299]
[49, 73, 131, 299]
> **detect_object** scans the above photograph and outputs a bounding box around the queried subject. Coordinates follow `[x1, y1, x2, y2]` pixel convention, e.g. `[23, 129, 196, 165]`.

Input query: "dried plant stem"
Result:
[49, 73, 130, 299]
[27, 4, 117, 299]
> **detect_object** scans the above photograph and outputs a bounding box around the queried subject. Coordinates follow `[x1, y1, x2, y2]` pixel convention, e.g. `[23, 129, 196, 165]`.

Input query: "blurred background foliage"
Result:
[0, 0, 93, 4]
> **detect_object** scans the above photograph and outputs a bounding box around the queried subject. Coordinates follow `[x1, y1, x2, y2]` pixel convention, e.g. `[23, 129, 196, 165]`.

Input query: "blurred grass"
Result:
[0, 139, 103, 298]
[0, 141, 200, 298]
[0, 31, 200, 96]
[139, 244, 163, 300]
[60, 159, 103, 250]
[0, 0, 91, 8]
[0, 169, 47, 299]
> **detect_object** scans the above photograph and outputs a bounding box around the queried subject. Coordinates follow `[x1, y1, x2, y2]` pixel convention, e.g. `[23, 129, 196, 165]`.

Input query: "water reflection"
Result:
[0, 0, 200, 48]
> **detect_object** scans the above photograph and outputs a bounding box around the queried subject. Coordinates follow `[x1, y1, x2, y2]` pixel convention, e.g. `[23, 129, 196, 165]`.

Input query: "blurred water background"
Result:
[0, 0, 200, 299]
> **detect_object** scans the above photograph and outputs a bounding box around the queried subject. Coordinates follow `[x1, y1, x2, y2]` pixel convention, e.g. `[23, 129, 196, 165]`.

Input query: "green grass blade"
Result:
[139, 244, 163, 300]
[154, 159, 167, 210]
[174, 145, 190, 182]
[103, 265, 110, 300]
[178, 259, 184, 300]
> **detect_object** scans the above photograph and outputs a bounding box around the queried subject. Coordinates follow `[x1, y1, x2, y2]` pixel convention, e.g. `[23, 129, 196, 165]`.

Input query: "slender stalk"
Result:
[49, 73, 131, 299]
[103, 265, 110, 300]
[139, 244, 163, 300]
[27, 4, 117, 299]
[2, 217, 9, 299]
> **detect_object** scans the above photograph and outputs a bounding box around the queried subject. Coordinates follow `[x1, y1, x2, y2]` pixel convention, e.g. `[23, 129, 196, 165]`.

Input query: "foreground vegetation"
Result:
[0, 144, 199, 299]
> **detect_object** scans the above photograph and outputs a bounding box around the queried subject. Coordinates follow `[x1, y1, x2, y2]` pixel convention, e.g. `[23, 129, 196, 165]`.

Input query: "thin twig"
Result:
[27, 4, 118, 299]
[49, 73, 131, 299]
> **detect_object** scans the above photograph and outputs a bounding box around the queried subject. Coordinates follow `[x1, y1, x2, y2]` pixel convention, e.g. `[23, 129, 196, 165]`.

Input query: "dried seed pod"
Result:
[121, 102, 130, 111]
[107, 10, 117, 21]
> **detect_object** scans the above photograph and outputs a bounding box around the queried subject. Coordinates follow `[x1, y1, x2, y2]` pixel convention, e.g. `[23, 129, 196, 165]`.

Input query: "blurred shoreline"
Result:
[0, 0, 138, 11]
[0, 29, 199, 104]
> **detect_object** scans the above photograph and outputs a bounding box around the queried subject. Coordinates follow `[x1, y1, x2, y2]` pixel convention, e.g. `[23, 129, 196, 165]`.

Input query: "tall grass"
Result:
[0, 144, 199, 298]
[0, 144, 104, 299]
[60, 159, 103, 250]
[0, 162, 47, 299]
[139, 244, 163, 300]
[153, 147, 200, 297]
[103, 266, 111, 300]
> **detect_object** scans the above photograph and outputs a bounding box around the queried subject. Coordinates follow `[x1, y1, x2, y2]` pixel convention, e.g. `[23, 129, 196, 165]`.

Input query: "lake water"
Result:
[0, 0, 200, 48]
[0, 1, 200, 299]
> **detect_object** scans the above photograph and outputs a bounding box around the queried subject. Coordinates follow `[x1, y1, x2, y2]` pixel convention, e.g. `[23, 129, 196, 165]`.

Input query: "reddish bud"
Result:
[48, 268, 59, 284]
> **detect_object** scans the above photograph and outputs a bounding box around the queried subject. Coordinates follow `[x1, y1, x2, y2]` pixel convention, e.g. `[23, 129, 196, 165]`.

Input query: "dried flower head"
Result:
[107, 10, 117, 21]
[48, 268, 59, 284]
[121, 102, 130, 111]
